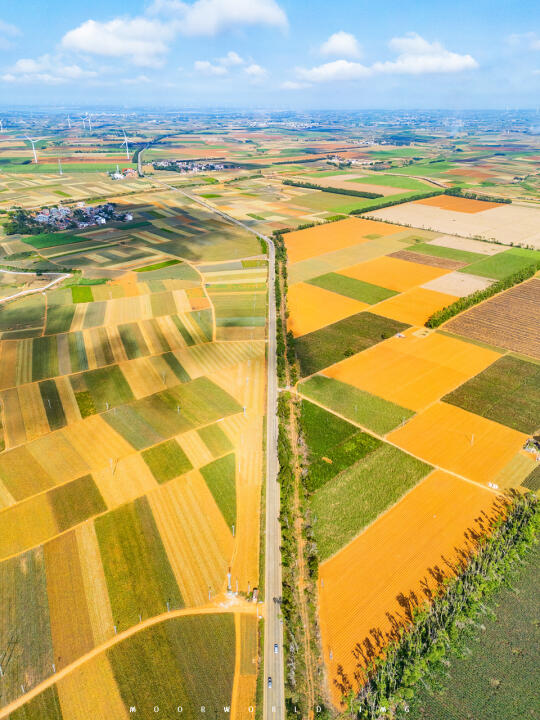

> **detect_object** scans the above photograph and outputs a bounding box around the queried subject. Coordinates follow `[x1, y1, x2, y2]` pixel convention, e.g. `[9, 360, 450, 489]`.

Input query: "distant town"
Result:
[152, 158, 236, 173]
[5, 202, 133, 235]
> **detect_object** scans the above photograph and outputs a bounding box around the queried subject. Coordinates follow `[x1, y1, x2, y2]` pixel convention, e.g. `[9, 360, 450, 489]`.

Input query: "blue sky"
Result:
[0, 0, 538, 108]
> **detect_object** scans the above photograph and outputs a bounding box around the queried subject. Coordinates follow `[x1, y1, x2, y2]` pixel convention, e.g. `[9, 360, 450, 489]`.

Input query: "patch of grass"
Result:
[307, 272, 398, 304]
[0, 548, 54, 708]
[307, 431, 381, 492]
[294, 311, 409, 377]
[405, 542, 540, 720]
[118, 322, 149, 359]
[71, 285, 93, 303]
[74, 390, 96, 418]
[459, 247, 540, 280]
[406, 241, 485, 264]
[45, 303, 75, 334]
[80, 365, 134, 412]
[134, 259, 181, 273]
[161, 351, 191, 382]
[352, 174, 429, 190]
[96, 496, 183, 627]
[200, 453, 236, 528]
[49, 474, 106, 531]
[300, 399, 358, 456]
[142, 439, 193, 484]
[31, 335, 59, 381]
[23, 232, 85, 249]
[311, 444, 432, 561]
[299, 375, 415, 435]
[109, 614, 235, 718]
[39, 379, 66, 430]
[198, 423, 234, 457]
[8, 686, 62, 720]
[443, 355, 540, 434]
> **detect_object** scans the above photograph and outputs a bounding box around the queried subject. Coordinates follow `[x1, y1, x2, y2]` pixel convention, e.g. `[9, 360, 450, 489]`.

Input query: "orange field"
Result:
[318, 470, 500, 706]
[323, 330, 500, 411]
[415, 195, 502, 213]
[339, 255, 449, 293]
[372, 287, 457, 326]
[388, 402, 528, 485]
[287, 283, 366, 337]
[284, 217, 402, 265]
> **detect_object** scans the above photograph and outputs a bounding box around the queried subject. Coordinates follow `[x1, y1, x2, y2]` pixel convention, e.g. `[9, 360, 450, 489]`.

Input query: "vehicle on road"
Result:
[274, 643, 279, 654]
[268, 676, 272, 689]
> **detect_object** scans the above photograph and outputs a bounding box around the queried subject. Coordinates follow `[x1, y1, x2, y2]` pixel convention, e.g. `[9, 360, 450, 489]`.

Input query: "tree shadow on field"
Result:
[331, 493, 510, 702]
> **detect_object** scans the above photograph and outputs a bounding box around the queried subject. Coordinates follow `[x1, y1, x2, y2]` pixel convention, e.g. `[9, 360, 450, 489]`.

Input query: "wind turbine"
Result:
[67, 115, 71, 129]
[80, 116, 86, 131]
[0, 119, 3, 132]
[121, 129, 130, 160]
[85, 113, 93, 132]
[25, 136, 38, 163]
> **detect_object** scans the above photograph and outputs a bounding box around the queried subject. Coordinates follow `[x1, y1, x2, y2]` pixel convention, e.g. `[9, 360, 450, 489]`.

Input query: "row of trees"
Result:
[282, 179, 383, 200]
[425, 260, 540, 328]
[444, 187, 511, 203]
[342, 490, 538, 718]
[350, 190, 443, 215]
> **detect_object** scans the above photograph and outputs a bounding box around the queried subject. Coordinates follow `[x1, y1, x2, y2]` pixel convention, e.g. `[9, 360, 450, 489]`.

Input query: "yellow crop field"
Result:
[416, 194, 502, 213]
[285, 217, 402, 264]
[75, 522, 115, 645]
[0, 492, 58, 559]
[373, 287, 458, 326]
[57, 654, 129, 720]
[0, 341, 17, 389]
[388, 402, 528, 485]
[92, 452, 158, 509]
[318, 470, 499, 706]
[18, 383, 50, 442]
[177, 429, 215, 467]
[148, 470, 234, 606]
[287, 282, 367, 337]
[1, 387, 27, 448]
[45, 531, 95, 669]
[339, 255, 450, 292]
[324, 331, 500, 411]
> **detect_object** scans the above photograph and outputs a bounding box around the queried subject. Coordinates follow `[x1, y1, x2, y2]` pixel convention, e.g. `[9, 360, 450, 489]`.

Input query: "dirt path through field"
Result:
[0, 598, 259, 720]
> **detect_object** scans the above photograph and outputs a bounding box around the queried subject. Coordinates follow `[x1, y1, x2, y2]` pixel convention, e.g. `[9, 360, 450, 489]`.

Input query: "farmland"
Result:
[0, 177, 265, 717]
[1, 111, 540, 720]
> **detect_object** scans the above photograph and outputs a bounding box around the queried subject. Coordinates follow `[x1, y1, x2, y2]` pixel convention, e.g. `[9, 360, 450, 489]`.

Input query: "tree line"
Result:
[425, 260, 540, 328]
[341, 490, 538, 719]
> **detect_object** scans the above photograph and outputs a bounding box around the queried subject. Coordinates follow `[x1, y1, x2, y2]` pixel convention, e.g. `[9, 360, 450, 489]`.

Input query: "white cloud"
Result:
[508, 32, 540, 51]
[194, 59, 228, 75]
[1, 54, 97, 84]
[297, 59, 371, 83]
[281, 80, 311, 90]
[320, 31, 361, 59]
[374, 33, 478, 74]
[294, 33, 477, 84]
[0, 19, 20, 50]
[149, 0, 287, 36]
[219, 50, 244, 66]
[62, 18, 173, 67]
[244, 63, 267, 80]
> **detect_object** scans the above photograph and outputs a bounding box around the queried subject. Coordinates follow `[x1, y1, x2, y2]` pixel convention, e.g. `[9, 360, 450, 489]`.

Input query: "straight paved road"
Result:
[160, 184, 285, 720]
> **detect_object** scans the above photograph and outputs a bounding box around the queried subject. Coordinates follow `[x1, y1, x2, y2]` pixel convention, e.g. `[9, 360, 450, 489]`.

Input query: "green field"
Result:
[307, 272, 397, 304]
[352, 174, 430, 190]
[71, 285, 93, 303]
[294, 311, 409, 377]
[23, 232, 85, 249]
[142, 439, 193, 483]
[134, 259, 181, 272]
[96, 496, 183, 627]
[405, 542, 540, 720]
[0, 547, 54, 707]
[443, 355, 540, 434]
[406, 241, 485, 265]
[198, 423, 233, 457]
[108, 614, 235, 716]
[39, 379, 67, 430]
[459, 247, 540, 279]
[299, 375, 414, 434]
[32, 335, 59, 381]
[45, 303, 75, 335]
[311, 444, 432, 561]
[0, 294, 44, 332]
[9, 686, 62, 720]
[49, 474, 106, 531]
[75, 365, 134, 412]
[200, 453, 236, 528]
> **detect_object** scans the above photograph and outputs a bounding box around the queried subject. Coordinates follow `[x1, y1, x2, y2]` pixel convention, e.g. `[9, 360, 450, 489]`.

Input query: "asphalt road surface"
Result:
[161, 184, 285, 720]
